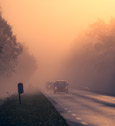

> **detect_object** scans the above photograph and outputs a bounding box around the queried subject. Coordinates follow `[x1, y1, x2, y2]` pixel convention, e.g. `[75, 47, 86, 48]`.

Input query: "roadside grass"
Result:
[0, 93, 68, 126]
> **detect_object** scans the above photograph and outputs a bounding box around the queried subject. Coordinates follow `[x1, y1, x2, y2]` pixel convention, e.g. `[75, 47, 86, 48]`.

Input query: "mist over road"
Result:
[45, 88, 115, 126]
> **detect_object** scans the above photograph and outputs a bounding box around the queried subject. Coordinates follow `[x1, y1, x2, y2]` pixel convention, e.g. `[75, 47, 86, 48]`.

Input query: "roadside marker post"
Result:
[18, 83, 24, 104]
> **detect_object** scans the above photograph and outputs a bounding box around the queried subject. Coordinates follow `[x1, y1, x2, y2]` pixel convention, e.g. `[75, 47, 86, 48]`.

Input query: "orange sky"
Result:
[1, 0, 115, 83]
[1, 0, 115, 57]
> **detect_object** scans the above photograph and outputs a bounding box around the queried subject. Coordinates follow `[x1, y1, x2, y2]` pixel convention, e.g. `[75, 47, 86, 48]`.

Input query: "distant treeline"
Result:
[64, 19, 115, 96]
[0, 13, 37, 92]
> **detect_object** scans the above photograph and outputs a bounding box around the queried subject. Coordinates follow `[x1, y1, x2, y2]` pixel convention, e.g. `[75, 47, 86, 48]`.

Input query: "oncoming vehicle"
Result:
[54, 80, 69, 94]
[46, 81, 54, 90]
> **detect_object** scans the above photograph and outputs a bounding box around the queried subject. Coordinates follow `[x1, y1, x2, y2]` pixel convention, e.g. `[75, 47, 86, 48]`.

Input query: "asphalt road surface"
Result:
[45, 88, 115, 126]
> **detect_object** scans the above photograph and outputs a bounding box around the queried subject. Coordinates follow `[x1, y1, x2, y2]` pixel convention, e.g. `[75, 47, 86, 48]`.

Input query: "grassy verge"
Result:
[0, 93, 68, 126]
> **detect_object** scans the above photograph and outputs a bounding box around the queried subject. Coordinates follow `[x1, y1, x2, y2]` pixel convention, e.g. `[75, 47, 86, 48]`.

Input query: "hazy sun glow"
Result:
[1, 0, 115, 56]
[1, 0, 115, 85]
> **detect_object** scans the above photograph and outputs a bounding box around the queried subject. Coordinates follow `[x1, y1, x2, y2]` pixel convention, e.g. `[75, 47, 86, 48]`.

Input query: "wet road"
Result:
[45, 88, 115, 126]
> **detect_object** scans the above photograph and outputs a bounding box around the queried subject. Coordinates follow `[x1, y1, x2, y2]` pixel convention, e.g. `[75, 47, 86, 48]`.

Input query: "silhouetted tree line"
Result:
[0, 14, 22, 76]
[0, 14, 37, 80]
[0, 13, 37, 92]
[65, 19, 115, 96]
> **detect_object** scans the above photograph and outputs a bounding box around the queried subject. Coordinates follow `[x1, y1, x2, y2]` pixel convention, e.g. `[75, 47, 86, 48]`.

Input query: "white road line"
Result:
[68, 110, 72, 113]
[75, 117, 81, 120]
[72, 113, 77, 116]
[81, 121, 88, 125]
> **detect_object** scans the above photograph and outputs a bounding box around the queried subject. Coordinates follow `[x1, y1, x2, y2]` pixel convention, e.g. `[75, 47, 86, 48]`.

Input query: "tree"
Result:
[0, 14, 22, 76]
[64, 19, 115, 95]
[0, 14, 37, 93]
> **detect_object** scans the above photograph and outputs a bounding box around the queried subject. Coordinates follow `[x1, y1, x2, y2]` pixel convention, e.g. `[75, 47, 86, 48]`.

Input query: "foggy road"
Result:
[45, 88, 115, 126]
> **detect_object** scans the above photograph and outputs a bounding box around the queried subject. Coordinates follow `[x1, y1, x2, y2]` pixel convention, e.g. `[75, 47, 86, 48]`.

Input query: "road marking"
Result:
[75, 117, 81, 120]
[68, 110, 72, 113]
[72, 113, 77, 116]
[81, 121, 88, 125]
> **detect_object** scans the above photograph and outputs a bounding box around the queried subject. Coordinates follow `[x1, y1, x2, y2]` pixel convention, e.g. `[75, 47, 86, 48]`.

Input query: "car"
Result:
[46, 81, 54, 90]
[53, 80, 69, 94]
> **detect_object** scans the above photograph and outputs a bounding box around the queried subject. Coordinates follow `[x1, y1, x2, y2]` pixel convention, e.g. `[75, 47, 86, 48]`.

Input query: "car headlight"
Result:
[55, 87, 57, 89]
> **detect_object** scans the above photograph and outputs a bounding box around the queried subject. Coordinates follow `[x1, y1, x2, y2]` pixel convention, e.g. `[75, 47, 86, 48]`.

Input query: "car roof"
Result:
[56, 80, 66, 82]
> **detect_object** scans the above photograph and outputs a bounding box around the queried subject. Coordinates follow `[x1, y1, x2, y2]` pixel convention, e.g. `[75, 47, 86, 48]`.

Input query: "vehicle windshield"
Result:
[55, 81, 67, 86]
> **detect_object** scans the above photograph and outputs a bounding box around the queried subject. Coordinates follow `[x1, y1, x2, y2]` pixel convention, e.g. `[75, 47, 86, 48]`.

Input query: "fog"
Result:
[0, 0, 115, 97]
[62, 19, 115, 95]
[0, 46, 38, 98]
